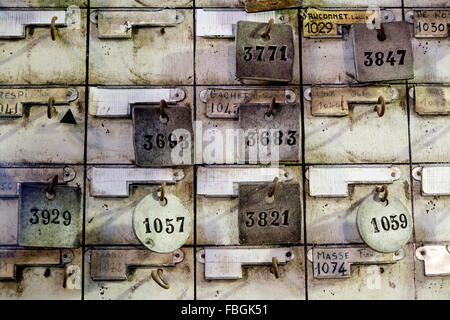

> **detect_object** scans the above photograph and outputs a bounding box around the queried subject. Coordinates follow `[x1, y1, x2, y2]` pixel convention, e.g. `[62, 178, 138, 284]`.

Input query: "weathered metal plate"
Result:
[304, 85, 408, 163]
[89, 87, 185, 117]
[0, 9, 86, 85]
[238, 182, 301, 245]
[236, 21, 294, 82]
[238, 102, 300, 162]
[89, 248, 183, 281]
[357, 195, 412, 253]
[301, 8, 393, 38]
[412, 166, 450, 196]
[89, 9, 193, 85]
[132, 105, 193, 167]
[307, 244, 414, 299]
[84, 247, 194, 300]
[88, 167, 184, 197]
[0, 88, 77, 118]
[200, 87, 296, 119]
[0, 87, 85, 165]
[18, 183, 81, 249]
[94, 10, 180, 39]
[307, 247, 404, 278]
[412, 85, 450, 115]
[409, 10, 450, 38]
[305, 165, 411, 244]
[352, 21, 414, 82]
[306, 166, 401, 197]
[86, 166, 194, 246]
[133, 193, 191, 253]
[197, 247, 294, 280]
[0, 167, 75, 198]
[0, 248, 72, 280]
[196, 245, 305, 300]
[416, 245, 450, 276]
[308, 85, 396, 116]
[197, 166, 293, 197]
[245, 0, 301, 12]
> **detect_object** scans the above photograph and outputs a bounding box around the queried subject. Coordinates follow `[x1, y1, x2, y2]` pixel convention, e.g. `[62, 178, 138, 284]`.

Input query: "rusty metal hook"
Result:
[51, 16, 58, 41]
[265, 97, 276, 118]
[46, 175, 58, 200]
[376, 185, 389, 203]
[47, 96, 56, 119]
[151, 268, 170, 289]
[159, 99, 169, 122]
[159, 182, 167, 205]
[374, 96, 385, 117]
[270, 257, 280, 279]
[261, 18, 274, 38]
[377, 23, 386, 41]
[267, 177, 279, 198]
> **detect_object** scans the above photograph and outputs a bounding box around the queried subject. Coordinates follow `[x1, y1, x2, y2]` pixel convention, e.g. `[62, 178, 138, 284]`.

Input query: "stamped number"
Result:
[243, 46, 288, 62]
[364, 50, 406, 67]
[143, 217, 185, 234]
[247, 130, 297, 147]
[370, 214, 408, 233]
[244, 210, 289, 227]
[29, 208, 71, 226]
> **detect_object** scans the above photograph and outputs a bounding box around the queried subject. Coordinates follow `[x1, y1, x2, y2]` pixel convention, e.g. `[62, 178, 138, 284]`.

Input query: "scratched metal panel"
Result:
[195, 86, 301, 164]
[409, 90, 450, 162]
[88, 9, 194, 85]
[0, 86, 85, 165]
[195, 9, 300, 85]
[304, 85, 408, 163]
[84, 247, 194, 300]
[302, 9, 403, 84]
[412, 167, 450, 242]
[0, 0, 87, 7]
[87, 87, 193, 164]
[404, 1, 450, 7]
[196, 246, 305, 300]
[0, 166, 84, 245]
[0, 9, 87, 85]
[0, 248, 82, 300]
[197, 166, 302, 245]
[305, 165, 411, 244]
[91, 0, 193, 7]
[86, 166, 194, 246]
[307, 244, 415, 299]
[415, 242, 450, 300]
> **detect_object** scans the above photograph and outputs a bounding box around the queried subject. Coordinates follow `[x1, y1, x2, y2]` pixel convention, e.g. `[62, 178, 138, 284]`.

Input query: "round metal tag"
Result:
[133, 192, 191, 253]
[357, 195, 412, 253]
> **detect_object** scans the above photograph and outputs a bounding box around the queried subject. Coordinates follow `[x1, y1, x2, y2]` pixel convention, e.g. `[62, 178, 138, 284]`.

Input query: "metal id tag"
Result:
[238, 182, 301, 245]
[18, 183, 81, 249]
[132, 105, 193, 167]
[133, 192, 191, 253]
[411, 86, 450, 116]
[307, 247, 405, 279]
[236, 20, 294, 82]
[406, 10, 450, 38]
[357, 189, 412, 253]
[416, 245, 450, 276]
[238, 102, 300, 162]
[351, 21, 414, 82]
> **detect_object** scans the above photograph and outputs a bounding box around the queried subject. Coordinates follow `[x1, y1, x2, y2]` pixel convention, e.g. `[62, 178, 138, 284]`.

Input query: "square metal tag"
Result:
[236, 20, 294, 82]
[18, 183, 81, 248]
[238, 182, 301, 245]
[238, 102, 300, 162]
[133, 105, 193, 167]
[351, 21, 414, 82]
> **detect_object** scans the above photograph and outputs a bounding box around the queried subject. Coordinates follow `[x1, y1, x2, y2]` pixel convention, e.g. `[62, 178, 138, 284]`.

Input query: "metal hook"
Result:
[159, 182, 167, 206]
[51, 16, 58, 41]
[374, 96, 385, 117]
[151, 268, 170, 289]
[46, 175, 58, 200]
[261, 18, 274, 38]
[159, 99, 169, 122]
[265, 97, 276, 118]
[376, 185, 389, 203]
[270, 257, 280, 279]
[47, 97, 56, 119]
[377, 23, 386, 41]
[267, 177, 279, 198]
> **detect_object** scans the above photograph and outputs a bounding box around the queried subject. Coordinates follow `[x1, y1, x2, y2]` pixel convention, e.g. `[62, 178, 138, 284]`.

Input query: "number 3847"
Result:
[364, 50, 406, 67]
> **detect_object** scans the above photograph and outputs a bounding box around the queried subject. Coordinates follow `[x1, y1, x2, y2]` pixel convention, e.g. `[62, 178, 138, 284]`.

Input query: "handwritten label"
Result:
[414, 10, 450, 38]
